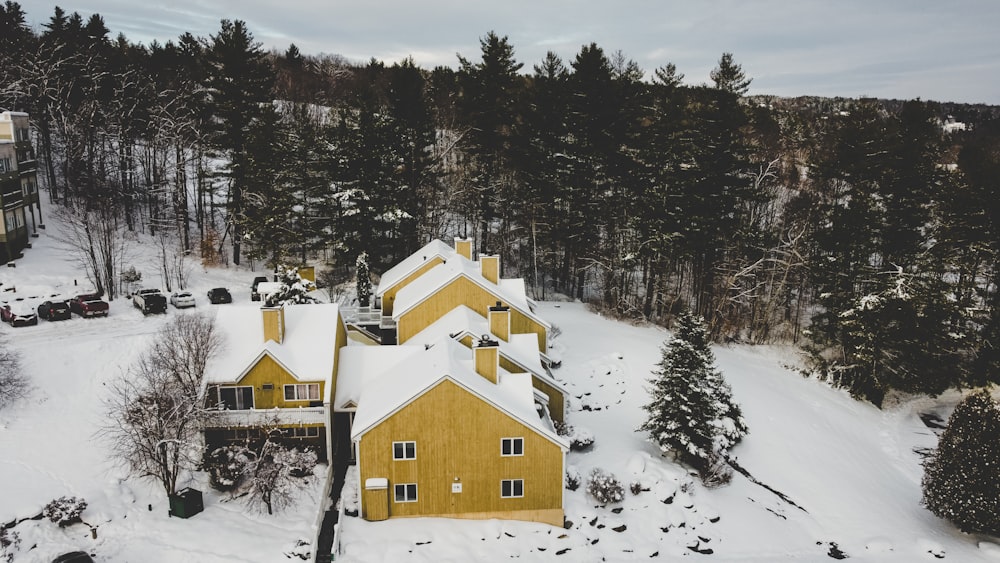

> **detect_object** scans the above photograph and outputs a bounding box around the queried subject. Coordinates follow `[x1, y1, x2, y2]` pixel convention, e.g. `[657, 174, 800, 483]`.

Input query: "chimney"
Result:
[262, 305, 285, 344]
[488, 301, 510, 342]
[480, 255, 499, 284]
[473, 336, 500, 384]
[454, 237, 473, 261]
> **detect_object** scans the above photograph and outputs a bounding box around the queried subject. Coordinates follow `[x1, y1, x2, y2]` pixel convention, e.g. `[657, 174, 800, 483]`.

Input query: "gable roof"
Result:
[374, 239, 456, 298]
[205, 303, 343, 386]
[348, 339, 567, 450]
[405, 305, 566, 395]
[391, 257, 549, 329]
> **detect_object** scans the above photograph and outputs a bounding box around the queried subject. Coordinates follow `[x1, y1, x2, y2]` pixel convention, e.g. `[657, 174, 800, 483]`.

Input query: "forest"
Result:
[2, 2, 1000, 405]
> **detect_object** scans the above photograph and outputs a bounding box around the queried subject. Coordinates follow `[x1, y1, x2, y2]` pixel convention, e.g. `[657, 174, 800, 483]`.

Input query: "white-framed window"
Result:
[394, 483, 417, 503]
[282, 426, 320, 438]
[0, 157, 11, 172]
[501, 437, 524, 456]
[218, 386, 254, 410]
[501, 479, 524, 498]
[393, 441, 416, 460]
[283, 383, 320, 401]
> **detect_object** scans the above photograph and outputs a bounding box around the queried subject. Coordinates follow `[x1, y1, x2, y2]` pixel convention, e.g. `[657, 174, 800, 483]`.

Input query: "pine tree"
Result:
[355, 252, 371, 307]
[640, 311, 747, 472]
[263, 265, 318, 307]
[922, 390, 1000, 535]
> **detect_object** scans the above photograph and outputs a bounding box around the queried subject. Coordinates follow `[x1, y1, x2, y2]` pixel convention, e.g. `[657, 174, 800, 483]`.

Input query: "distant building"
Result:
[0, 111, 41, 264]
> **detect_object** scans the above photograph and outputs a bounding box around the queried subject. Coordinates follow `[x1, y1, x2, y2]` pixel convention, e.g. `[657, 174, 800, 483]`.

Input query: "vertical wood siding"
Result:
[381, 257, 445, 316]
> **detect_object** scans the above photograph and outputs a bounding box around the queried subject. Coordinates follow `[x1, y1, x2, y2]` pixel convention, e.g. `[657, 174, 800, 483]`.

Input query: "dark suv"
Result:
[38, 299, 72, 321]
[207, 287, 233, 304]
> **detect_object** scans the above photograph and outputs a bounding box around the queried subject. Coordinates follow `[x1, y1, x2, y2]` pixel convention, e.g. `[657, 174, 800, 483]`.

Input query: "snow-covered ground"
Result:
[2, 209, 999, 562]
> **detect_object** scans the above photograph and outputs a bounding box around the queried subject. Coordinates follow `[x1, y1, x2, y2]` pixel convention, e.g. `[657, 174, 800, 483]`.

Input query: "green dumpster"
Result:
[168, 487, 204, 518]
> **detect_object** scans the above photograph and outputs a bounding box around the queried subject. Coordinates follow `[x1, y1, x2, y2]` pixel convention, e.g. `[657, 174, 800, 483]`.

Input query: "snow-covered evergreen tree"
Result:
[263, 265, 318, 307]
[356, 251, 372, 307]
[640, 311, 747, 474]
[922, 390, 1000, 535]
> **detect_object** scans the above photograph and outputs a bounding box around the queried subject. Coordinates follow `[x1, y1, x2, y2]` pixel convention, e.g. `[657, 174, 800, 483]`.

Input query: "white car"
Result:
[169, 291, 196, 309]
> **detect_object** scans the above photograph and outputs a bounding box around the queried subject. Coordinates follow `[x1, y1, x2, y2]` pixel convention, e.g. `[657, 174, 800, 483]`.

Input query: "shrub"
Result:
[587, 468, 624, 504]
[630, 481, 643, 495]
[556, 421, 595, 451]
[43, 497, 87, 527]
[0, 345, 28, 411]
[206, 445, 254, 491]
[565, 466, 581, 491]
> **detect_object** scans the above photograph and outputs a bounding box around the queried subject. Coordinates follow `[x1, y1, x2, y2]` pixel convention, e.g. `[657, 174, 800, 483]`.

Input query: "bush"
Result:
[556, 421, 595, 451]
[922, 390, 1000, 535]
[565, 466, 581, 491]
[699, 453, 733, 488]
[630, 481, 643, 495]
[206, 445, 255, 491]
[285, 448, 318, 478]
[43, 497, 87, 527]
[586, 468, 624, 504]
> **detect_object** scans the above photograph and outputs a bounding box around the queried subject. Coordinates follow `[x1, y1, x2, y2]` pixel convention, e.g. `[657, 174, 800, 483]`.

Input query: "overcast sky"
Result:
[17, 0, 1000, 105]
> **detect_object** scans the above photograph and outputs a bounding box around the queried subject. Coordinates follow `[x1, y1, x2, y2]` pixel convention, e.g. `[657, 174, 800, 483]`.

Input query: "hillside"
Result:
[1, 217, 999, 562]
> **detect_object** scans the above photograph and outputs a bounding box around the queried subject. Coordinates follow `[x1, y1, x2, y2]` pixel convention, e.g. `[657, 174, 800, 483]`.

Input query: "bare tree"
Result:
[52, 205, 131, 299]
[101, 314, 221, 495]
[243, 438, 317, 515]
[0, 342, 29, 412]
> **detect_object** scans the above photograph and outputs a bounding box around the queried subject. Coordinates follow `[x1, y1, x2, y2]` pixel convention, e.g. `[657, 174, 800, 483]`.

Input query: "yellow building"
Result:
[339, 338, 568, 527]
[391, 251, 550, 352]
[374, 238, 459, 316]
[404, 304, 568, 424]
[203, 303, 348, 462]
[0, 111, 39, 265]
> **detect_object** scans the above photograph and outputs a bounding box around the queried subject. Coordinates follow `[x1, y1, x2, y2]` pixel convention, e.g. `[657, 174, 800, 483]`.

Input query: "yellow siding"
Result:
[381, 257, 445, 316]
[357, 379, 563, 525]
[262, 307, 284, 343]
[219, 354, 324, 410]
[397, 277, 546, 350]
[454, 239, 472, 260]
[480, 255, 499, 284]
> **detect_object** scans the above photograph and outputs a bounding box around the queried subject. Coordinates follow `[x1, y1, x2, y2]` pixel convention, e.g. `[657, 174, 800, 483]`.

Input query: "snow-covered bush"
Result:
[206, 445, 255, 491]
[556, 421, 595, 451]
[355, 252, 372, 307]
[630, 480, 643, 495]
[43, 496, 87, 527]
[264, 265, 319, 307]
[700, 453, 734, 488]
[286, 447, 318, 478]
[922, 390, 1000, 535]
[587, 468, 624, 504]
[565, 466, 581, 491]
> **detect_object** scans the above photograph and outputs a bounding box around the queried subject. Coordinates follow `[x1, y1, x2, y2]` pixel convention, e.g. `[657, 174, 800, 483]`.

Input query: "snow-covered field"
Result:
[2, 210, 999, 562]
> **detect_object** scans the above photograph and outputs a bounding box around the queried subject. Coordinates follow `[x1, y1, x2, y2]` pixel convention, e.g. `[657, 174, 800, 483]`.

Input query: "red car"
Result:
[69, 293, 109, 318]
[1, 301, 39, 327]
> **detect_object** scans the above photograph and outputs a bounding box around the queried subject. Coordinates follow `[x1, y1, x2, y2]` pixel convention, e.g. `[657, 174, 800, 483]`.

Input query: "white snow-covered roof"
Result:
[334, 344, 423, 410]
[374, 239, 456, 297]
[349, 338, 566, 450]
[404, 305, 564, 395]
[391, 258, 549, 329]
[205, 303, 342, 388]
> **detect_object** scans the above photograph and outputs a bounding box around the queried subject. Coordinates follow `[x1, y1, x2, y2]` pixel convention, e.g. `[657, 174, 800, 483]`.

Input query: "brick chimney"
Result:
[480, 255, 499, 284]
[473, 336, 500, 384]
[454, 237, 473, 261]
[488, 301, 510, 342]
[262, 305, 285, 344]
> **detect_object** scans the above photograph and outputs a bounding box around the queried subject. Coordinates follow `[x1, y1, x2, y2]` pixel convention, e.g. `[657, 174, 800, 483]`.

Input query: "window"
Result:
[281, 426, 320, 438]
[4, 210, 23, 232]
[284, 383, 320, 401]
[394, 483, 417, 503]
[501, 437, 524, 456]
[501, 479, 524, 498]
[393, 441, 416, 460]
[218, 386, 254, 410]
[0, 157, 10, 172]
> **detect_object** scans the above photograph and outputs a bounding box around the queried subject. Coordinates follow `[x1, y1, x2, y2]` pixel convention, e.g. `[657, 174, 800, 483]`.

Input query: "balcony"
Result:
[18, 159, 36, 174]
[204, 405, 327, 429]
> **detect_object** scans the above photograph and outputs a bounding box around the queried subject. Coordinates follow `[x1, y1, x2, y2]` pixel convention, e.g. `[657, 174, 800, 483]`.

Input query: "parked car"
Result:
[52, 551, 95, 563]
[133, 288, 167, 314]
[69, 293, 109, 318]
[1, 301, 38, 327]
[250, 276, 269, 301]
[37, 299, 72, 321]
[207, 287, 232, 304]
[169, 291, 197, 309]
